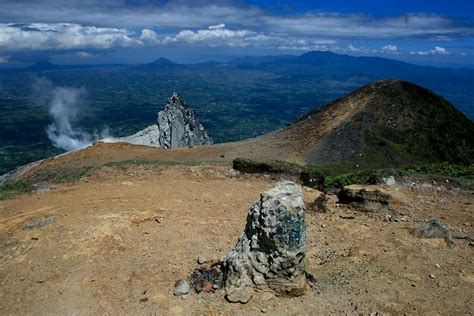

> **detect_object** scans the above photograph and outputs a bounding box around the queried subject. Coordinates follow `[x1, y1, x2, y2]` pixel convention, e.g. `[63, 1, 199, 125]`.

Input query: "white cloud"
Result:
[347, 44, 361, 52]
[434, 46, 448, 55]
[77, 51, 93, 58]
[139, 28, 160, 45]
[411, 46, 449, 56]
[382, 44, 398, 52]
[208, 23, 226, 30]
[0, 23, 140, 51]
[161, 26, 263, 47]
[263, 13, 474, 39]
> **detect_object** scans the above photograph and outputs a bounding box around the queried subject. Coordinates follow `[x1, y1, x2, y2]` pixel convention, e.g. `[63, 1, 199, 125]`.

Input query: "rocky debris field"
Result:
[0, 163, 472, 315]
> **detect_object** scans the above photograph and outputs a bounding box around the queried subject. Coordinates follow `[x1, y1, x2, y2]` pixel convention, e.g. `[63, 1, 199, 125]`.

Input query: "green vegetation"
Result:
[0, 181, 34, 201]
[398, 163, 474, 179]
[233, 158, 474, 190]
[1, 64, 473, 175]
[232, 158, 302, 174]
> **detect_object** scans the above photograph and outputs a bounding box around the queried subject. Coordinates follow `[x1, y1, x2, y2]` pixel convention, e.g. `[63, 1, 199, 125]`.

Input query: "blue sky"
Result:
[0, 0, 473, 67]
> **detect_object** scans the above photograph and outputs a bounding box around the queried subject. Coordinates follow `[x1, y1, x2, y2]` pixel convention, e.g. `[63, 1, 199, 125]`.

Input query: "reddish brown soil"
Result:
[1, 164, 472, 315]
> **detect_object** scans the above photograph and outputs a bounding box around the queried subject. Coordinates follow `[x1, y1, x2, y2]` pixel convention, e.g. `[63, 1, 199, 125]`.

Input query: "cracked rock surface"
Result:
[112, 92, 212, 148]
[224, 181, 307, 303]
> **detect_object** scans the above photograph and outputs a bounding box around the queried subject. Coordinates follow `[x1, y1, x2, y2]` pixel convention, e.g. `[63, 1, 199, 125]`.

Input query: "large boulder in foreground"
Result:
[224, 181, 307, 303]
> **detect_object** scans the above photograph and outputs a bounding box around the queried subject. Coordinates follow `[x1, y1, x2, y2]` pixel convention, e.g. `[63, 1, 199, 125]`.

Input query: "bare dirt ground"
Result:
[0, 163, 473, 315]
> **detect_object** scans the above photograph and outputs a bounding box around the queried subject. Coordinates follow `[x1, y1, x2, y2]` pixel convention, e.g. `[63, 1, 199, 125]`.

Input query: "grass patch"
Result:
[0, 181, 34, 200]
[398, 163, 474, 179]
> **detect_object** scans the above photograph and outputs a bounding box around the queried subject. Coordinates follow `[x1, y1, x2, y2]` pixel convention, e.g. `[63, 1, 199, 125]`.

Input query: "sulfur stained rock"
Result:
[224, 181, 307, 303]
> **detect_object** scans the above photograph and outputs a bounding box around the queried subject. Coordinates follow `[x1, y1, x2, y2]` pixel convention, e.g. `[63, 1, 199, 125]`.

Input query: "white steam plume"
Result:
[33, 77, 110, 151]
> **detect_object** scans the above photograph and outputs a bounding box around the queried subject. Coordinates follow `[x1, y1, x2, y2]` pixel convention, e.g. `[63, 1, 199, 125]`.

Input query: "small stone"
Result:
[383, 176, 396, 186]
[197, 256, 207, 264]
[173, 280, 190, 296]
[139, 297, 149, 303]
[181, 295, 187, 300]
[435, 263, 441, 268]
[261, 308, 267, 313]
[429, 274, 436, 279]
[36, 278, 45, 284]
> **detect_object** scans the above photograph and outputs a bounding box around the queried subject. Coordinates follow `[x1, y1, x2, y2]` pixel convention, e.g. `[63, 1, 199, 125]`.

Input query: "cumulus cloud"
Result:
[411, 46, 449, 55]
[161, 26, 266, 47]
[382, 44, 398, 52]
[0, 3, 470, 58]
[0, 23, 140, 51]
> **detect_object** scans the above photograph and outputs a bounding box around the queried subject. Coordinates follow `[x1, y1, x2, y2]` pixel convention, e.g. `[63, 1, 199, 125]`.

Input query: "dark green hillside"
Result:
[305, 80, 474, 169]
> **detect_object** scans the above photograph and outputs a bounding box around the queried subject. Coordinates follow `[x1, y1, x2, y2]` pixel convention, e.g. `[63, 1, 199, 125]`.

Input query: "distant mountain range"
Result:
[5, 51, 473, 119]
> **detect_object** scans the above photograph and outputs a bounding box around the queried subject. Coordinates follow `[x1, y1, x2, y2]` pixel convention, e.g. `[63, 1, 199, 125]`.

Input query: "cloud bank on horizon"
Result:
[0, 0, 473, 66]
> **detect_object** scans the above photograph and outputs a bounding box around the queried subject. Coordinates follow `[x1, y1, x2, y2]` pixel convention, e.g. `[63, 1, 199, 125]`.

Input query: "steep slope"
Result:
[3, 80, 473, 184]
[275, 80, 474, 169]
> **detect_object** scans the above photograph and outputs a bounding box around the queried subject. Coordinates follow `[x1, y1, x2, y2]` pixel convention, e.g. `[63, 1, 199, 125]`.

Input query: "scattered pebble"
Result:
[197, 256, 207, 264]
[173, 280, 190, 296]
[429, 274, 436, 279]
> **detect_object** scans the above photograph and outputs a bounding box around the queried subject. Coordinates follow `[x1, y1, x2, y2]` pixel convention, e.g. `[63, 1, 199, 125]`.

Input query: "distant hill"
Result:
[24, 61, 64, 72]
[278, 80, 474, 168]
[134, 57, 182, 69]
[5, 80, 473, 183]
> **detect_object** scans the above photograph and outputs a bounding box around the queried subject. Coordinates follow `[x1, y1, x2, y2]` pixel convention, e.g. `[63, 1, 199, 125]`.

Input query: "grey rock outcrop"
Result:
[109, 92, 212, 148]
[157, 92, 212, 148]
[224, 181, 307, 303]
[414, 219, 454, 248]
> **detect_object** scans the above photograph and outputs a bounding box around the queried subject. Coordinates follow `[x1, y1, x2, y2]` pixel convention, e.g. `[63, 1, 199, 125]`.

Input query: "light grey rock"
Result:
[157, 92, 212, 148]
[173, 280, 190, 296]
[105, 92, 212, 148]
[117, 125, 161, 147]
[24, 216, 56, 229]
[383, 176, 396, 186]
[413, 219, 454, 248]
[224, 181, 307, 303]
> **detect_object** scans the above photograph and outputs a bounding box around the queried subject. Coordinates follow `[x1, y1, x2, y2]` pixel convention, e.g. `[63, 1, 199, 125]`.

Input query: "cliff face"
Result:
[116, 92, 212, 148]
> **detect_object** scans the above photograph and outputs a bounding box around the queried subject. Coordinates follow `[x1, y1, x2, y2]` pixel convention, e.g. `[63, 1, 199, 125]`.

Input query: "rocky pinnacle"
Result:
[224, 181, 307, 303]
[111, 92, 212, 148]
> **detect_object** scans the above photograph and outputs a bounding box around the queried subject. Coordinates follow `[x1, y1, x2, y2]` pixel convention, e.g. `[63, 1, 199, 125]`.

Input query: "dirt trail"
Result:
[0, 164, 473, 315]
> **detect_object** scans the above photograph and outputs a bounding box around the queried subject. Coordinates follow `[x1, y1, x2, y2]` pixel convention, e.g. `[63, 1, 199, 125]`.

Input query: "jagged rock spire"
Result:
[158, 92, 212, 148]
[112, 92, 212, 148]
